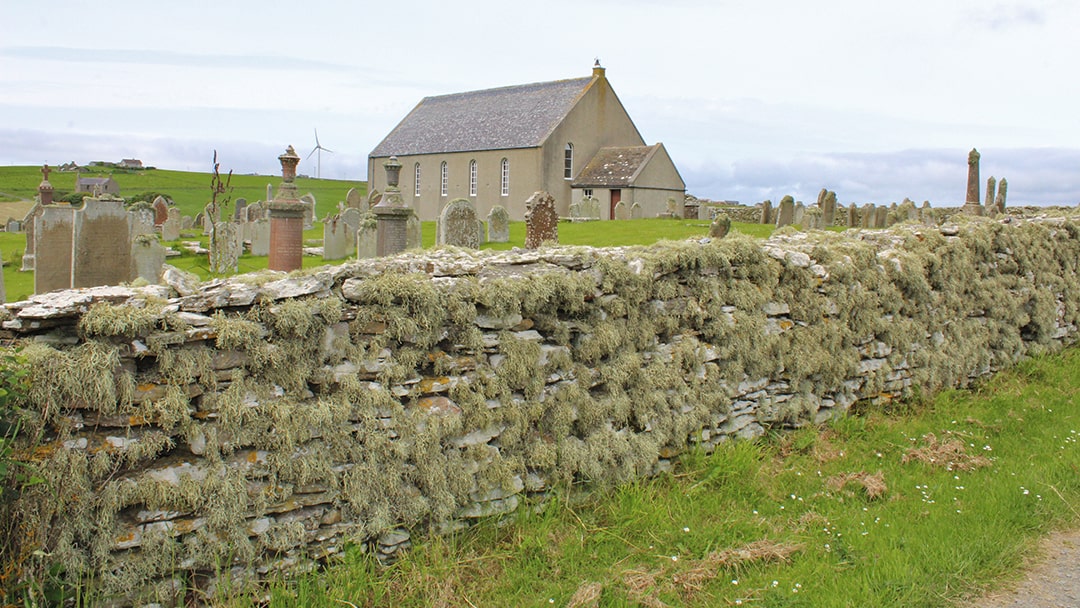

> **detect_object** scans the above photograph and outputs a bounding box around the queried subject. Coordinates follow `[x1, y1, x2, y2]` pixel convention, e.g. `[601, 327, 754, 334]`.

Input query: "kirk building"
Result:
[367, 63, 685, 222]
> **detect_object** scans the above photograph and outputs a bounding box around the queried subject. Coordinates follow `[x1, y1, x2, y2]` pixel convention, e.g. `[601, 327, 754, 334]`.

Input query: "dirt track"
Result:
[963, 528, 1080, 608]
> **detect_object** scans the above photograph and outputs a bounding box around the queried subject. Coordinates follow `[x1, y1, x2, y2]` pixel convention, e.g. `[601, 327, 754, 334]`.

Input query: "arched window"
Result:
[469, 160, 477, 196]
[440, 161, 448, 196]
[500, 158, 509, 197]
[413, 163, 421, 197]
[564, 143, 574, 180]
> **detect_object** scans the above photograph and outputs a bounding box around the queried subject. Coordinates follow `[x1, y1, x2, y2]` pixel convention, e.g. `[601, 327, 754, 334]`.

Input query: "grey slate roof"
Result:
[369, 77, 594, 157]
[572, 145, 659, 187]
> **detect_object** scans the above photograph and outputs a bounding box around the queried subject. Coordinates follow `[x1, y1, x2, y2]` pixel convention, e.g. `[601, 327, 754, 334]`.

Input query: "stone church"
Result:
[368, 63, 685, 221]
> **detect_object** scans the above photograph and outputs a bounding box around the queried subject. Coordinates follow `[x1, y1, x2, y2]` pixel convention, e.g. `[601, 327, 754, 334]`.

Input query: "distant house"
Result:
[118, 158, 143, 170]
[368, 64, 685, 221]
[75, 174, 120, 195]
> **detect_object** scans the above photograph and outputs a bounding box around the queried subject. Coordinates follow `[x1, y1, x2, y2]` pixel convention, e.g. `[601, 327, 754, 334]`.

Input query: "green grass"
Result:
[221, 347, 1080, 607]
[0, 165, 365, 220]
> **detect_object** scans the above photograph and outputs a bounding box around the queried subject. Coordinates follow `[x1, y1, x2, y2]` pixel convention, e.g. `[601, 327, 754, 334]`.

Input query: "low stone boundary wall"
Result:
[3, 215, 1079, 604]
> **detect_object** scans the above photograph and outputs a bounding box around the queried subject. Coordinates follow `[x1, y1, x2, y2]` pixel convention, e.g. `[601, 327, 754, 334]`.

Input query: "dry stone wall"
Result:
[4, 215, 1080, 604]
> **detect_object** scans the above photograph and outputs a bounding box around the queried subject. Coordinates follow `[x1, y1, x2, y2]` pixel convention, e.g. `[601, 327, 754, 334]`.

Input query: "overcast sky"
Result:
[2, 0, 1078, 206]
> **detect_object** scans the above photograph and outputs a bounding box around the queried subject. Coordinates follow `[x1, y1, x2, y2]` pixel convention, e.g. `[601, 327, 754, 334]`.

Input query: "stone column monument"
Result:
[372, 156, 412, 257]
[268, 146, 305, 272]
[962, 148, 984, 216]
[38, 164, 54, 206]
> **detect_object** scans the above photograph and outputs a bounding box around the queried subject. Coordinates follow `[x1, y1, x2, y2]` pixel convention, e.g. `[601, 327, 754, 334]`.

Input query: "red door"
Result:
[609, 189, 622, 219]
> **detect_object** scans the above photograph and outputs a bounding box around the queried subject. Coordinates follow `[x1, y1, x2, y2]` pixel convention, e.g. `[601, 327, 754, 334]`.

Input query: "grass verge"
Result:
[221, 346, 1080, 607]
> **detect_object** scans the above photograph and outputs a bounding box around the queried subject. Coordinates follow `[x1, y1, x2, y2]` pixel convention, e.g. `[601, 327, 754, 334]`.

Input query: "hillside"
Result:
[0, 165, 366, 220]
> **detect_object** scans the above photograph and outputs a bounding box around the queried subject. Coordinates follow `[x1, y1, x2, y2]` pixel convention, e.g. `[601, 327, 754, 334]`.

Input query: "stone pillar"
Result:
[268, 146, 305, 272]
[963, 148, 984, 215]
[373, 156, 412, 257]
[38, 164, 54, 206]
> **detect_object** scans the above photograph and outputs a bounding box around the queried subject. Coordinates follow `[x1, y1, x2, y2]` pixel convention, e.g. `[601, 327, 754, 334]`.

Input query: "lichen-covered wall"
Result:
[3, 215, 1079, 604]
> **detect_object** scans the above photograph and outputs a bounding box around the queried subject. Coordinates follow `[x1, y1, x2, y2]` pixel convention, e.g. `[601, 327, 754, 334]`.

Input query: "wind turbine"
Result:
[307, 128, 334, 179]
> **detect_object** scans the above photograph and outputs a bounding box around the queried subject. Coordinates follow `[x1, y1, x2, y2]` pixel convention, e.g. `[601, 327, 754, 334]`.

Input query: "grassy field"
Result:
[0, 218, 770, 303]
[0, 165, 364, 220]
[218, 347, 1080, 608]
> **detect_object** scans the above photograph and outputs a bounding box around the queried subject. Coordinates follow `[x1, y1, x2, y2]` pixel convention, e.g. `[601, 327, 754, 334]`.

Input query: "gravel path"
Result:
[964, 528, 1080, 607]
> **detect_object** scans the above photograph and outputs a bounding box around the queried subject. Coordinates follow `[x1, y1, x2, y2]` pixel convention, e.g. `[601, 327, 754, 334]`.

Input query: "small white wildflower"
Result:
[672, 555, 678, 562]
[683, 527, 690, 533]
[772, 580, 779, 587]
[732, 579, 739, 585]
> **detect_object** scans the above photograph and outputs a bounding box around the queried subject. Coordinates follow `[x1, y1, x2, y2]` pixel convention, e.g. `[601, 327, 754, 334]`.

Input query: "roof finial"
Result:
[592, 59, 605, 78]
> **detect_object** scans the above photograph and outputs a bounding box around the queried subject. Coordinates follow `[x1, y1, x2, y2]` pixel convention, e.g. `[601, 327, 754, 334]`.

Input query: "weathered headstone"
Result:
[568, 199, 583, 219]
[775, 196, 795, 227]
[356, 216, 378, 259]
[438, 199, 481, 249]
[233, 197, 248, 221]
[665, 197, 679, 218]
[74, 198, 133, 289]
[984, 177, 997, 210]
[874, 205, 889, 228]
[860, 204, 875, 228]
[152, 196, 169, 226]
[630, 202, 643, 219]
[34, 205, 77, 293]
[921, 201, 935, 226]
[613, 201, 628, 220]
[897, 199, 918, 223]
[209, 222, 239, 274]
[792, 201, 805, 226]
[367, 189, 383, 210]
[162, 207, 181, 241]
[803, 206, 823, 229]
[760, 200, 773, 225]
[266, 183, 274, 203]
[346, 188, 364, 211]
[249, 218, 270, 256]
[524, 191, 558, 249]
[181, 215, 194, 231]
[847, 203, 858, 228]
[822, 191, 838, 226]
[405, 212, 422, 250]
[131, 207, 155, 238]
[994, 178, 1008, 214]
[300, 193, 317, 230]
[322, 216, 350, 261]
[130, 235, 165, 284]
[487, 205, 510, 243]
[709, 213, 731, 238]
[585, 196, 601, 220]
[5, 220, 21, 233]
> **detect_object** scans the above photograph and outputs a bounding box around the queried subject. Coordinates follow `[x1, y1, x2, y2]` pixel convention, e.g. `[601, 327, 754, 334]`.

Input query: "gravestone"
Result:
[209, 222, 239, 274]
[775, 196, 795, 227]
[760, 200, 773, 225]
[34, 205, 77, 293]
[73, 198, 133, 289]
[860, 204, 874, 228]
[357, 216, 378, 259]
[201, 205, 215, 235]
[233, 197, 248, 221]
[181, 215, 194, 231]
[995, 178, 1008, 214]
[341, 208, 362, 241]
[898, 199, 919, 222]
[162, 207, 181, 241]
[585, 196, 601, 220]
[300, 193, 317, 229]
[405, 212, 422, 250]
[346, 188, 364, 211]
[367, 189, 383, 210]
[822, 190, 838, 226]
[709, 213, 731, 238]
[21, 202, 43, 271]
[613, 201, 628, 220]
[266, 183, 274, 203]
[803, 206, 823, 229]
[921, 201, 935, 226]
[665, 197, 679, 218]
[438, 199, 481, 249]
[963, 148, 984, 215]
[792, 201, 805, 226]
[322, 216, 349, 261]
[630, 202, 643, 219]
[985, 177, 997, 210]
[568, 199, 583, 219]
[131, 208, 156, 238]
[152, 196, 169, 226]
[249, 218, 270, 256]
[130, 235, 165, 283]
[847, 203, 858, 228]
[524, 191, 558, 249]
[874, 205, 889, 228]
[6, 220, 21, 233]
[487, 205, 510, 243]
